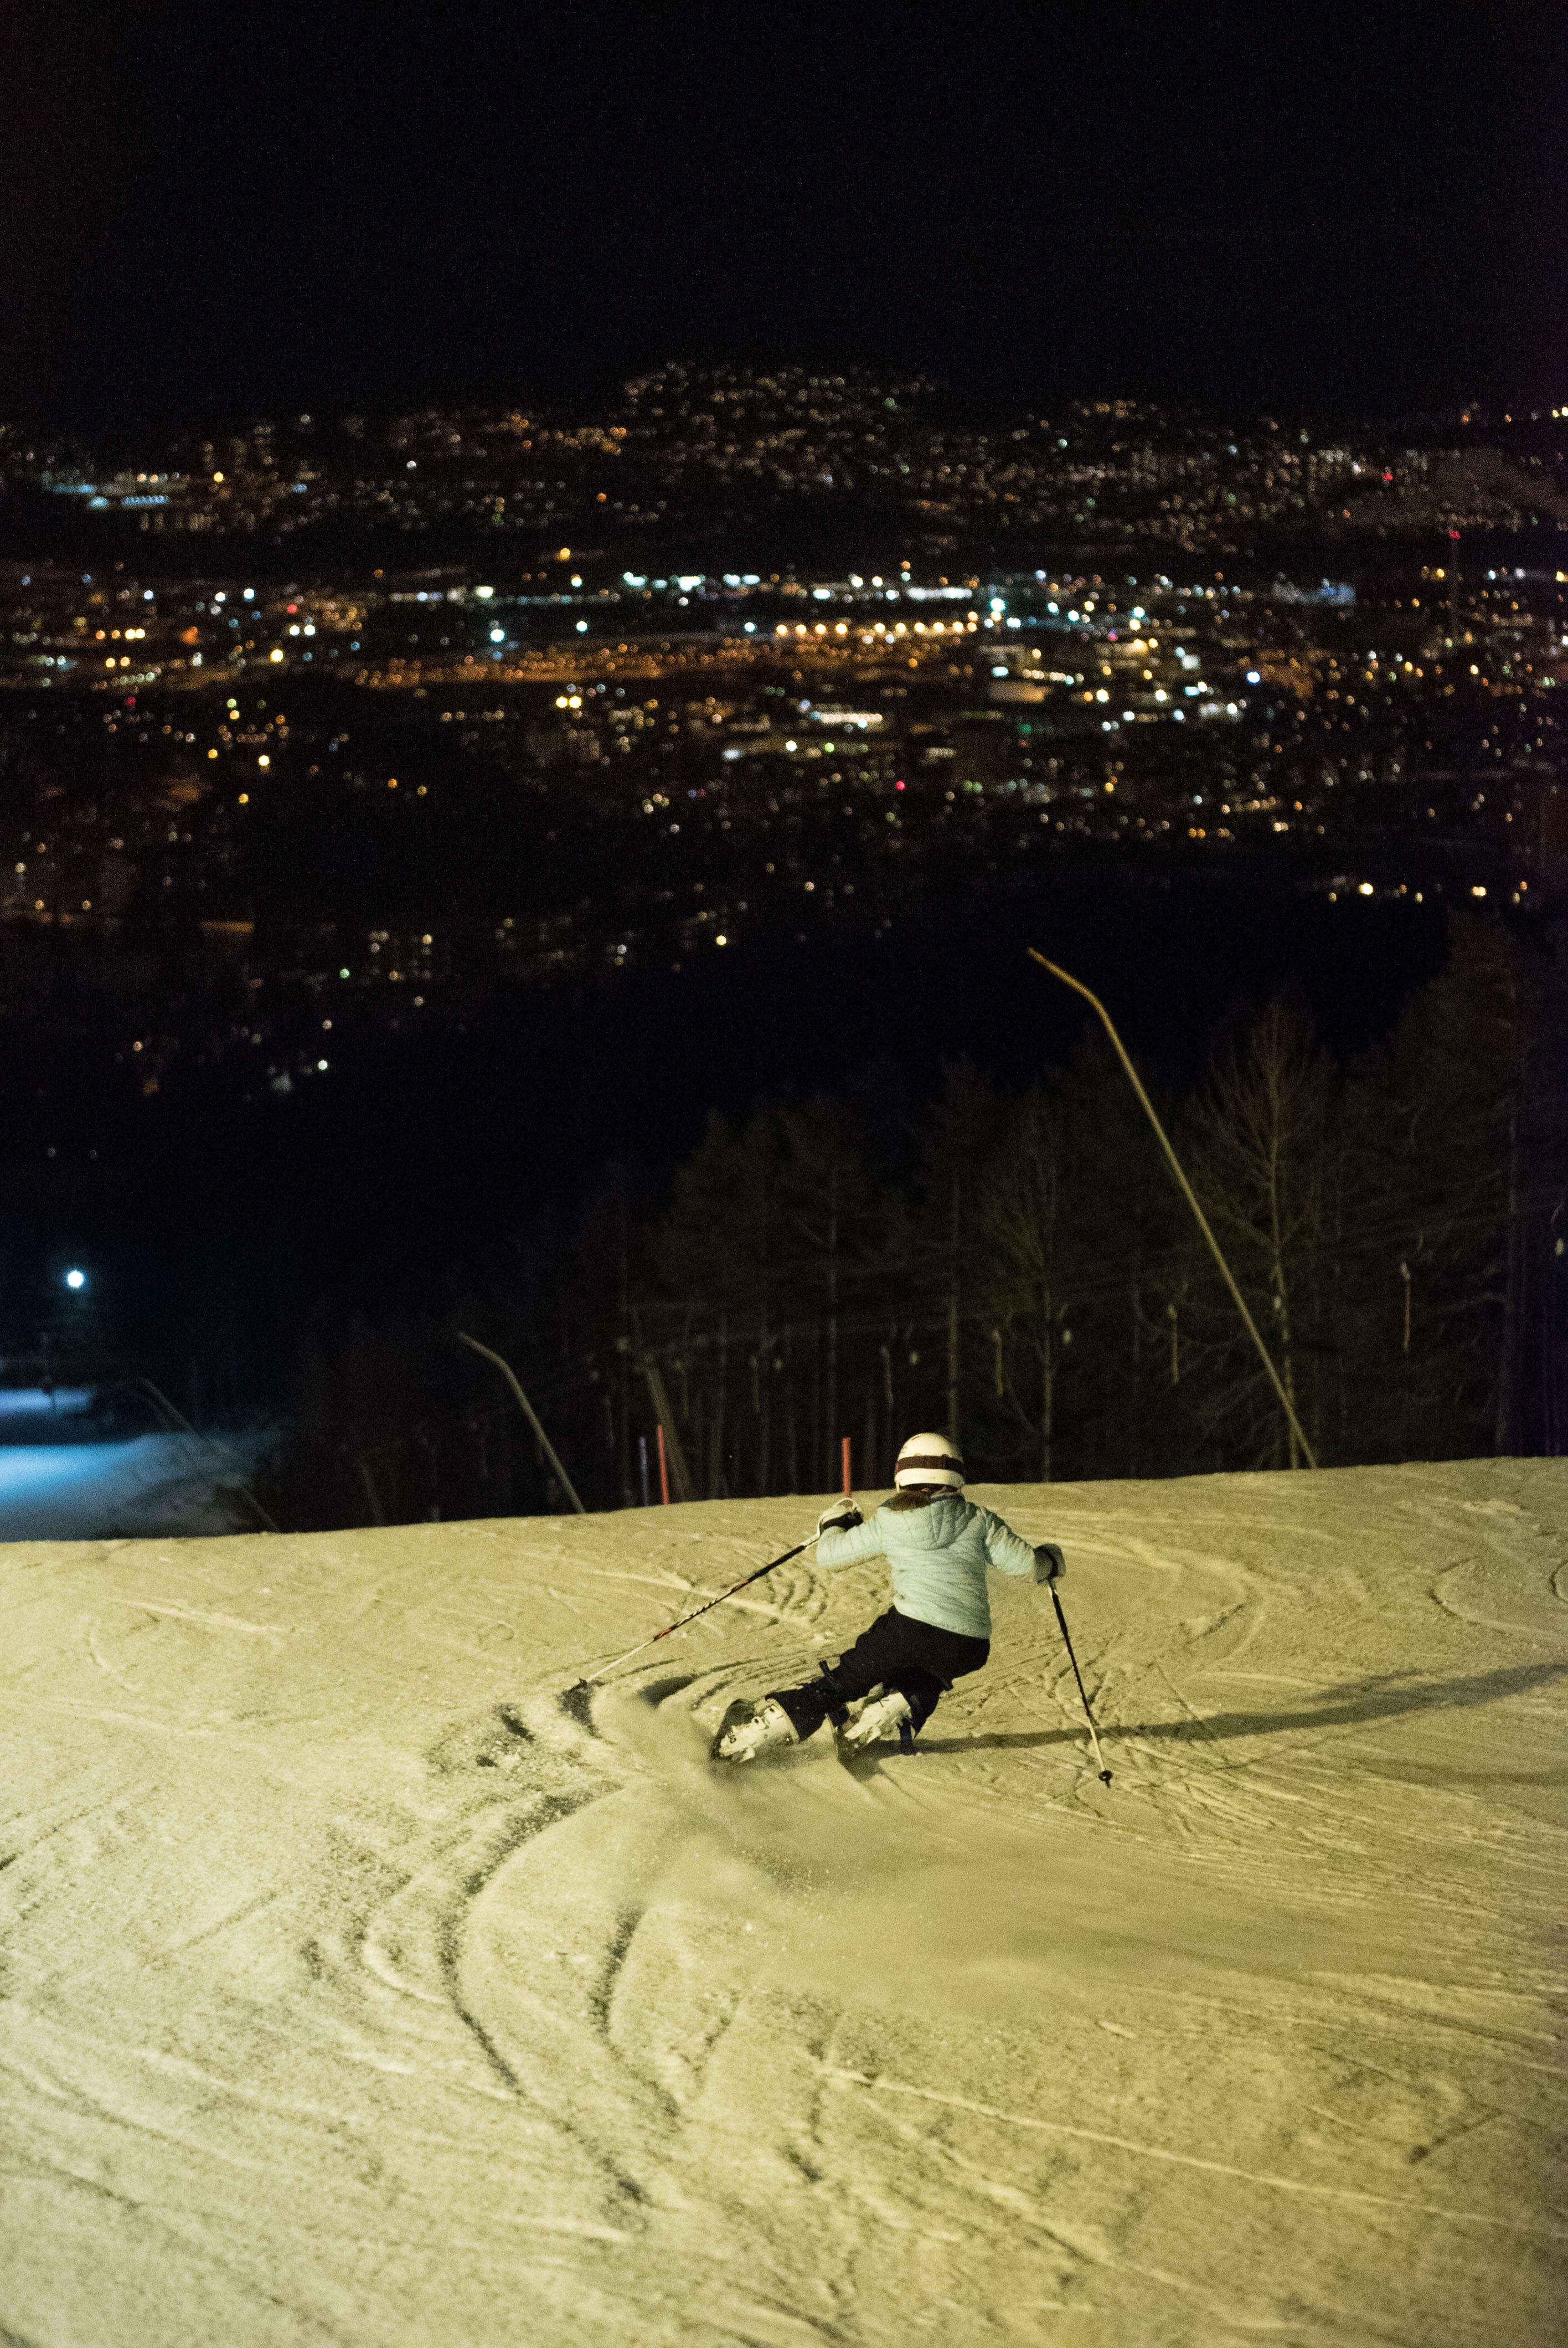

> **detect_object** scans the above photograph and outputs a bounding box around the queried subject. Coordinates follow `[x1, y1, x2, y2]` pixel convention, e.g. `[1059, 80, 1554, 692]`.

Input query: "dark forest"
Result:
[262, 916, 1567, 1525]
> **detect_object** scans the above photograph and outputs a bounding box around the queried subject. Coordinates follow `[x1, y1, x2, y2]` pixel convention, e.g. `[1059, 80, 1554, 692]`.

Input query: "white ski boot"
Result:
[835, 1688, 914, 1755]
[710, 1697, 799, 1765]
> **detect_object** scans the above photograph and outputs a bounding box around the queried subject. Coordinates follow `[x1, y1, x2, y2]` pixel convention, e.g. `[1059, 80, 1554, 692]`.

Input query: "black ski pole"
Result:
[566, 1537, 814, 1694]
[1049, 1583, 1112, 1784]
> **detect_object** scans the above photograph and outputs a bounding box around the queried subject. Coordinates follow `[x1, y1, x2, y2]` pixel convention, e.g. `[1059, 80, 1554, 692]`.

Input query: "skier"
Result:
[711, 1431, 1064, 1763]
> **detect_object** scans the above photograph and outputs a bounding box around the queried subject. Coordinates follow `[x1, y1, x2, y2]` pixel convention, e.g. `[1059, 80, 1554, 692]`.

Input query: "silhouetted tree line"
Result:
[258, 919, 1568, 1527]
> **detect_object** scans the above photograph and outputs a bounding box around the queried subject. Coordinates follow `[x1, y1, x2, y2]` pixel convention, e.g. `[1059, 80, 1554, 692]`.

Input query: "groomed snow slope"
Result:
[2, 1462, 1565, 2348]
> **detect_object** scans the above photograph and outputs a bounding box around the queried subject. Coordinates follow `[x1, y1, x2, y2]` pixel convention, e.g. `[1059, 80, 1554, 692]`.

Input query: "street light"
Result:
[64, 1269, 86, 1291]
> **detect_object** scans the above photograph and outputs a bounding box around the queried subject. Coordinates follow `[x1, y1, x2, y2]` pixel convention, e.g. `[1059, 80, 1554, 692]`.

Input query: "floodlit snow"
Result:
[2, 1461, 1565, 2345]
[0, 1430, 265, 1539]
[0, 1387, 96, 1420]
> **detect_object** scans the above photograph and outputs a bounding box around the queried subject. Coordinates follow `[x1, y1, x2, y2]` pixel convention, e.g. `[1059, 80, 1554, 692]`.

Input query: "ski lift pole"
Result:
[1049, 1582, 1112, 1785]
[1026, 950, 1319, 1471]
[567, 1537, 814, 1693]
[455, 1332, 587, 1514]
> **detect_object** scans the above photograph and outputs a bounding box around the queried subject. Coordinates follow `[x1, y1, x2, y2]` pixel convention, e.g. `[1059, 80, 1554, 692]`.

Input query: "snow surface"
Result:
[0, 1428, 267, 1541]
[2, 1460, 1565, 2346]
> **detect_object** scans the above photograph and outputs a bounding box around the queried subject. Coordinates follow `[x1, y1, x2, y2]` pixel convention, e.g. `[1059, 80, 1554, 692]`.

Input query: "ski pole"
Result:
[1049, 1583, 1113, 1784]
[566, 1536, 814, 1693]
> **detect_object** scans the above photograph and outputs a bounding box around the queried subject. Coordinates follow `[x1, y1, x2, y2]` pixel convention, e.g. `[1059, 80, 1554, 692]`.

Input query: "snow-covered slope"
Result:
[0, 1429, 267, 1540]
[2, 1461, 1565, 2346]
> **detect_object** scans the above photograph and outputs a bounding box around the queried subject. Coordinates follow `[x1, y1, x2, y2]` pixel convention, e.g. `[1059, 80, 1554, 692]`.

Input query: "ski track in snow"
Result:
[0, 1461, 1565, 2345]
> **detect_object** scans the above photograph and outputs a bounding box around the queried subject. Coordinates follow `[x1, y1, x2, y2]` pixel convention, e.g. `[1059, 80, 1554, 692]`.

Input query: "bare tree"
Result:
[975, 1086, 1069, 1480]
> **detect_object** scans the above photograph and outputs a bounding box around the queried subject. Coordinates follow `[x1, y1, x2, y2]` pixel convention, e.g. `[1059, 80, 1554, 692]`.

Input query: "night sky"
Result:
[0, 4, 1561, 431]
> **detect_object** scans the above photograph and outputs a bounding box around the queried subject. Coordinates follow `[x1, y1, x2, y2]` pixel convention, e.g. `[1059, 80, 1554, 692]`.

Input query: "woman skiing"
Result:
[711, 1431, 1064, 1763]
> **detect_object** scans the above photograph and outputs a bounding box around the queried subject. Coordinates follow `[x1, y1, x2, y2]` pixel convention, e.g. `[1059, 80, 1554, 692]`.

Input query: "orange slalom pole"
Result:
[656, 1423, 671, 1505]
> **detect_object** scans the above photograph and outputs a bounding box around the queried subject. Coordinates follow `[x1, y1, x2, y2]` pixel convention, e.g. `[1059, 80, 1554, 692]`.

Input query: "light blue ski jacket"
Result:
[814, 1493, 1039, 1641]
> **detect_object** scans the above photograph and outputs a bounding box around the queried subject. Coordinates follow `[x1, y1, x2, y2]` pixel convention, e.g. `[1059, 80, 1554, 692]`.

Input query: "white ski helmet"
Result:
[893, 1432, 966, 1490]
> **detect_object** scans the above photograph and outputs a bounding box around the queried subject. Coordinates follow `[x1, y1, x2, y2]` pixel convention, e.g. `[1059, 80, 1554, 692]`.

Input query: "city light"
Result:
[0, 379, 1550, 1084]
[64, 1269, 86, 1291]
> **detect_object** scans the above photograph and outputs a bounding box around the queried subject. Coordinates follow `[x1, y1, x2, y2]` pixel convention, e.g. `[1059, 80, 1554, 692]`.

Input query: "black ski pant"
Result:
[771, 1608, 989, 1740]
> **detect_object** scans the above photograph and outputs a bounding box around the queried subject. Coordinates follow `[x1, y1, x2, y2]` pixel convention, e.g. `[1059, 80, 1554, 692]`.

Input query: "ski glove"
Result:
[1034, 1542, 1066, 1584]
[817, 1503, 863, 1537]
